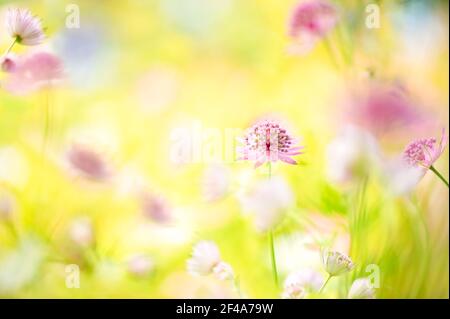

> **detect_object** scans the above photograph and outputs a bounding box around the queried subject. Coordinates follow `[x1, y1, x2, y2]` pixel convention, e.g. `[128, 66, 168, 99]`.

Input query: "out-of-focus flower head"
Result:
[66, 143, 112, 182]
[0, 193, 15, 220]
[6, 8, 45, 46]
[0, 146, 30, 189]
[69, 217, 94, 247]
[187, 241, 234, 281]
[321, 249, 354, 276]
[1, 54, 17, 72]
[140, 191, 172, 224]
[238, 176, 294, 232]
[345, 83, 425, 137]
[381, 158, 425, 195]
[403, 129, 448, 169]
[201, 164, 230, 202]
[212, 261, 235, 281]
[187, 241, 221, 276]
[3, 51, 64, 95]
[127, 254, 154, 278]
[282, 268, 324, 298]
[287, 0, 338, 54]
[326, 125, 381, 184]
[238, 119, 303, 168]
[348, 277, 376, 299]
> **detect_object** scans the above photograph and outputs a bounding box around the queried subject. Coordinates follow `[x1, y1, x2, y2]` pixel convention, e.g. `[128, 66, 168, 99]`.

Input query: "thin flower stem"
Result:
[319, 274, 332, 294]
[233, 276, 243, 298]
[3, 37, 17, 57]
[429, 165, 449, 188]
[268, 230, 279, 288]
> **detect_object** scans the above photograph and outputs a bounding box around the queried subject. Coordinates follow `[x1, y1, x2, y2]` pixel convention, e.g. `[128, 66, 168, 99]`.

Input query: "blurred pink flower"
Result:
[282, 268, 324, 299]
[3, 51, 64, 95]
[287, 0, 338, 54]
[69, 217, 94, 247]
[141, 192, 172, 224]
[6, 8, 45, 46]
[0, 193, 15, 221]
[67, 144, 111, 182]
[201, 164, 230, 202]
[346, 83, 425, 136]
[127, 254, 154, 278]
[212, 261, 234, 281]
[238, 120, 303, 168]
[1, 54, 17, 72]
[403, 129, 448, 169]
[348, 278, 376, 299]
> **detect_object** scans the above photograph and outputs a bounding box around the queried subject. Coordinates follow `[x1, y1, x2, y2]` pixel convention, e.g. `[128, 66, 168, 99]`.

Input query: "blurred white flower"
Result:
[202, 164, 230, 202]
[321, 249, 354, 276]
[348, 277, 376, 299]
[69, 217, 94, 247]
[326, 125, 380, 184]
[6, 8, 45, 46]
[212, 261, 234, 281]
[382, 158, 424, 195]
[127, 254, 154, 278]
[239, 176, 294, 231]
[282, 268, 324, 298]
[187, 241, 221, 276]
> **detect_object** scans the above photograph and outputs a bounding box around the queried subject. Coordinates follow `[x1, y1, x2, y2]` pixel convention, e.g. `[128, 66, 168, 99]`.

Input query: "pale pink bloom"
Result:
[239, 176, 294, 232]
[403, 129, 448, 169]
[187, 241, 221, 276]
[66, 144, 111, 181]
[127, 254, 154, 277]
[69, 217, 94, 247]
[1, 54, 17, 72]
[141, 192, 172, 224]
[238, 120, 303, 168]
[287, 0, 338, 54]
[326, 125, 381, 184]
[3, 51, 64, 95]
[0, 193, 15, 220]
[282, 268, 324, 298]
[6, 8, 45, 46]
[346, 83, 424, 136]
[382, 158, 424, 195]
[348, 278, 376, 299]
[212, 261, 235, 281]
[201, 164, 230, 202]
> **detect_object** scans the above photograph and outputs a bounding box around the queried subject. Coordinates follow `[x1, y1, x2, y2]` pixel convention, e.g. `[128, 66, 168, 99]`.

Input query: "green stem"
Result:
[268, 230, 279, 288]
[3, 37, 17, 57]
[429, 165, 449, 188]
[319, 274, 332, 294]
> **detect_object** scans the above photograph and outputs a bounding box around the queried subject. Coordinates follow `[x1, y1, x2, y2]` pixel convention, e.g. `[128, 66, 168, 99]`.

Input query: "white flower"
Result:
[187, 241, 221, 276]
[326, 125, 380, 183]
[127, 254, 154, 277]
[348, 277, 376, 299]
[282, 268, 324, 298]
[202, 164, 230, 202]
[212, 261, 234, 281]
[382, 158, 424, 195]
[69, 217, 94, 247]
[239, 176, 294, 231]
[321, 250, 354, 276]
[6, 8, 45, 46]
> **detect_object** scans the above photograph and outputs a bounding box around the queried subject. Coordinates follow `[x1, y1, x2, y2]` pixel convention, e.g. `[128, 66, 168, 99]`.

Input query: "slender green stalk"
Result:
[319, 274, 332, 294]
[266, 161, 279, 288]
[268, 230, 279, 288]
[429, 165, 449, 188]
[3, 37, 17, 56]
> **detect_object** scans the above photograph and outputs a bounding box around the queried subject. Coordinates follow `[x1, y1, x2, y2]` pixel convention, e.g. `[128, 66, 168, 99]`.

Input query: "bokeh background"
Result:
[0, 0, 448, 298]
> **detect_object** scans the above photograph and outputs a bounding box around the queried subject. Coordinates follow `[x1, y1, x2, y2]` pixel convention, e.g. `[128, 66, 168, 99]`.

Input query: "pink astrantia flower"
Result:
[6, 8, 45, 46]
[238, 120, 303, 168]
[140, 192, 172, 224]
[403, 129, 448, 169]
[3, 51, 64, 95]
[287, 0, 338, 54]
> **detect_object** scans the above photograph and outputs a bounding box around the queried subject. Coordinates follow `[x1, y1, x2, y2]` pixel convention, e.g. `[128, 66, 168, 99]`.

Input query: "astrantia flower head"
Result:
[287, 0, 338, 54]
[141, 192, 172, 224]
[187, 241, 222, 276]
[238, 119, 303, 168]
[321, 249, 354, 276]
[403, 129, 448, 169]
[212, 261, 234, 281]
[348, 277, 376, 299]
[127, 254, 154, 278]
[6, 8, 45, 46]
